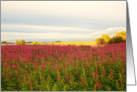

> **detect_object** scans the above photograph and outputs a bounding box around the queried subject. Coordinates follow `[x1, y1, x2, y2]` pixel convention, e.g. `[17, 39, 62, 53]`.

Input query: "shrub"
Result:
[112, 31, 126, 43]
[95, 37, 105, 44]
[16, 40, 19, 45]
[95, 34, 111, 44]
[95, 31, 126, 44]
[31, 41, 37, 45]
[37, 42, 42, 45]
[19, 39, 26, 45]
[31, 41, 42, 45]
[1, 41, 7, 44]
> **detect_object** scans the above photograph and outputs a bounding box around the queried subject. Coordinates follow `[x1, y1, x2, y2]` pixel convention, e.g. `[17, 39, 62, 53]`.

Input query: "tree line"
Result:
[95, 31, 126, 44]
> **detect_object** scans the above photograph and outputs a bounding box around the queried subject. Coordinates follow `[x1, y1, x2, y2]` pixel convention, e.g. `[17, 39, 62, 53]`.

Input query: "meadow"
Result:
[1, 42, 126, 91]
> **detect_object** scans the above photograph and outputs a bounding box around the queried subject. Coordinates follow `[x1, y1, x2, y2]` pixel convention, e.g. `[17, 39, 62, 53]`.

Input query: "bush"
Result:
[17, 39, 26, 45]
[37, 42, 42, 45]
[31, 41, 37, 45]
[95, 34, 111, 44]
[112, 31, 126, 43]
[16, 40, 19, 45]
[31, 41, 42, 45]
[1, 41, 7, 44]
[95, 37, 105, 44]
[95, 31, 126, 44]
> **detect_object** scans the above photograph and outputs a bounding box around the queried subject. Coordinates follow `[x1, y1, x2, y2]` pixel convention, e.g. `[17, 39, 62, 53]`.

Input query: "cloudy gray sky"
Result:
[1, 1, 126, 42]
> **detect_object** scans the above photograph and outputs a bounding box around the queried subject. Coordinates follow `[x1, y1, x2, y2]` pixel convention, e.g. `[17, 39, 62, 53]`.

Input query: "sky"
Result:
[1, 1, 126, 42]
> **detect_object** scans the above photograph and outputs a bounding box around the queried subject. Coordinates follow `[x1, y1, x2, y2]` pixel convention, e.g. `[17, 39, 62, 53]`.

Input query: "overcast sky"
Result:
[1, 1, 126, 42]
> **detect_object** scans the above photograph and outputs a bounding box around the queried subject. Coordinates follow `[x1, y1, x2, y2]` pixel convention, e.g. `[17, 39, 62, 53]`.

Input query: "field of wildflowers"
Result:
[1, 42, 126, 91]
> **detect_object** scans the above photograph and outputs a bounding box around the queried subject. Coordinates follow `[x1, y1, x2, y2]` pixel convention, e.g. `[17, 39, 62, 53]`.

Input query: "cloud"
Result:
[1, 32, 92, 41]
[2, 1, 126, 22]
[90, 27, 126, 38]
[1, 24, 91, 32]
[1, 27, 126, 41]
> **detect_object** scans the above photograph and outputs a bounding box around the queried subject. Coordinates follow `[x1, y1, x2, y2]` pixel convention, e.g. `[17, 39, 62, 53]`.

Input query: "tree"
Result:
[95, 31, 126, 44]
[16, 40, 19, 45]
[101, 34, 111, 44]
[37, 42, 42, 45]
[112, 31, 126, 43]
[19, 39, 26, 45]
[95, 37, 105, 44]
[1, 41, 7, 44]
[95, 34, 111, 44]
[31, 41, 37, 45]
[31, 41, 42, 45]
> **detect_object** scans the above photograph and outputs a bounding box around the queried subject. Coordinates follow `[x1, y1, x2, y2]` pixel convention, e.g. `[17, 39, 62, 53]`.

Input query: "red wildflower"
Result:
[9, 75, 12, 79]
[29, 83, 33, 87]
[57, 67, 62, 72]
[52, 66, 55, 69]
[96, 82, 103, 89]
[65, 78, 69, 82]
[119, 55, 124, 59]
[4, 62, 8, 67]
[12, 65, 16, 70]
[2, 75, 6, 78]
[16, 73, 19, 77]
[119, 67, 122, 70]
[81, 81, 86, 85]
[24, 70, 27, 73]
[85, 65, 90, 70]
[94, 70, 99, 76]
[41, 64, 45, 69]
[65, 63, 69, 66]
[97, 62, 103, 66]
[35, 65, 39, 69]
[82, 57, 86, 61]
[109, 73, 115, 77]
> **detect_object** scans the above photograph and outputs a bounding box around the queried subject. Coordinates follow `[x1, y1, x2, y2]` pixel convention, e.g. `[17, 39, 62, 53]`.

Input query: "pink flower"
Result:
[81, 81, 86, 85]
[9, 75, 12, 79]
[119, 55, 124, 59]
[65, 78, 69, 83]
[16, 73, 19, 77]
[35, 65, 39, 69]
[29, 83, 33, 87]
[96, 82, 103, 89]
[109, 73, 115, 77]
[52, 66, 55, 69]
[85, 65, 90, 70]
[56, 67, 62, 72]
[65, 63, 69, 66]
[119, 67, 122, 70]
[41, 64, 45, 69]
[97, 62, 103, 65]
[4, 62, 8, 67]
[12, 65, 16, 70]
[82, 57, 86, 61]
[2, 75, 6, 78]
